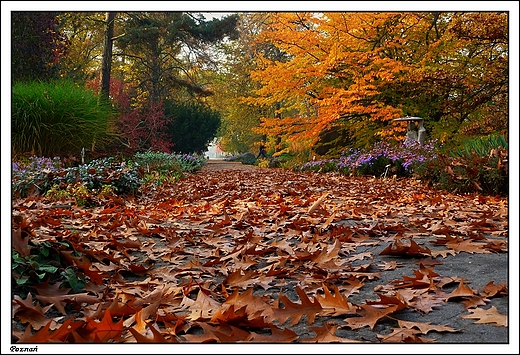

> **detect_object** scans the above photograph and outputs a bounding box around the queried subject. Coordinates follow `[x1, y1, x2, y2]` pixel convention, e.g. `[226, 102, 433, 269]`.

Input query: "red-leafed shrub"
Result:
[87, 78, 173, 154]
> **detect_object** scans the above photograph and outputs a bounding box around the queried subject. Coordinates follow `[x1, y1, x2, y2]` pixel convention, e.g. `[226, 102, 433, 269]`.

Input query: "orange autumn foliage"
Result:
[244, 12, 508, 149]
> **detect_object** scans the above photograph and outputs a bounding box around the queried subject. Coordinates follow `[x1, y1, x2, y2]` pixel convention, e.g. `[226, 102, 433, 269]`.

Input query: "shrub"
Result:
[12, 152, 208, 198]
[12, 156, 62, 180]
[165, 101, 222, 154]
[301, 139, 438, 177]
[300, 159, 338, 173]
[133, 151, 206, 173]
[134, 150, 180, 173]
[450, 134, 508, 158]
[175, 154, 207, 173]
[415, 146, 508, 196]
[12, 156, 142, 198]
[224, 152, 257, 165]
[45, 183, 91, 206]
[12, 80, 117, 157]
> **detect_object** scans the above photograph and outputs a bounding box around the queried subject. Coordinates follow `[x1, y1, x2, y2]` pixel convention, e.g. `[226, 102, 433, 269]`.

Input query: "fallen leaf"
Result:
[445, 280, 477, 301]
[35, 292, 101, 316]
[269, 286, 322, 326]
[344, 304, 398, 330]
[396, 319, 459, 334]
[16, 317, 84, 343]
[129, 322, 172, 343]
[85, 309, 124, 342]
[378, 260, 401, 270]
[185, 289, 221, 321]
[377, 327, 435, 343]
[367, 293, 408, 311]
[13, 294, 54, 330]
[12, 227, 31, 257]
[380, 238, 432, 257]
[302, 323, 360, 342]
[248, 326, 299, 343]
[461, 306, 508, 327]
[480, 281, 508, 298]
[316, 283, 355, 316]
[308, 192, 329, 214]
[446, 239, 492, 254]
[461, 295, 489, 309]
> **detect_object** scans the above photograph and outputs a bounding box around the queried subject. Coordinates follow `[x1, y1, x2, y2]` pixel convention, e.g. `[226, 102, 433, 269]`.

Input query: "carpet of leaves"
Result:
[11, 165, 509, 343]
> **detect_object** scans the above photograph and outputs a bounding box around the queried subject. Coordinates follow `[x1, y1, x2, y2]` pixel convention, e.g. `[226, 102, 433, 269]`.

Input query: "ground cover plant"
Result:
[11, 162, 508, 346]
[12, 152, 207, 199]
[299, 137, 508, 197]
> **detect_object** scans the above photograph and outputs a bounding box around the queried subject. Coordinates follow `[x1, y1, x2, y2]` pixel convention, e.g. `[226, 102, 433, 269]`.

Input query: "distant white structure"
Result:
[204, 140, 226, 159]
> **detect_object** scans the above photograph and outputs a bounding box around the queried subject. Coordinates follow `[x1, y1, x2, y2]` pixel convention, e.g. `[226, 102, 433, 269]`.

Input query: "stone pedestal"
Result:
[393, 117, 426, 144]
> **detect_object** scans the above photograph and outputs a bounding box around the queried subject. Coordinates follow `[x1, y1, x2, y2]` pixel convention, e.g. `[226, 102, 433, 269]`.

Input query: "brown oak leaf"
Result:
[380, 238, 432, 257]
[316, 283, 355, 316]
[461, 306, 508, 327]
[377, 327, 435, 343]
[344, 304, 398, 330]
[84, 309, 124, 342]
[269, 286, 322, 326]
[302, 323, 360, 343]
[445, 280, 477, 301]
[397, 319, 459, 334]
[248, 326, 299, 343]
[13, 294, 54, 330]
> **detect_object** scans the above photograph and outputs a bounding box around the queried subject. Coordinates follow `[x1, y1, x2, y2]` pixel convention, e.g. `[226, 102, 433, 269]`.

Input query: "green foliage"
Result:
[45, 184, 72, 201]
[61, 267, 86, 293]
[225, 152, 257, 165]
[210, 63, 266, 154]
[134, 150, 182, 185]
[414, 145, 508, 196]
[133, 150, 207, 185]
[12, 152, 208, 199]
[12, 156, 142, 198]
[355, 156, 394, 177]
[165, 101, 221, 154]
[175, 154, 207, 173]
[12, 240, 85, 293]
[217, 107, 265, 154]
[430, 134, 508, 196]
[115, 12, 238, 103]
[301, 139, 437, 178]
[299, 135, 507, 196]
[450, 134, 508, 158]
[134, 150, 181, 172]
[12, 80, 117, 157]
[99, 184, 117, 197]
[45, 183, 90, 206]
[256, 158, 270, 168]
[300, 159, 338, 173]
[313, 124, 351, 157]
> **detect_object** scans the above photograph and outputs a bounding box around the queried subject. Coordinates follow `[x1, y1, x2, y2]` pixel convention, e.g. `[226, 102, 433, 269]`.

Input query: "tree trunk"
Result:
[100, 12, 116, 102]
